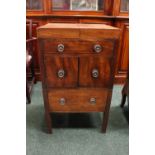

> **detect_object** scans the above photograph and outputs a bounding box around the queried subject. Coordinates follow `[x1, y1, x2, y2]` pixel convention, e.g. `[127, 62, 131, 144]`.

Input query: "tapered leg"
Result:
[101, 91, 112, 133]
[45, 111, 52, 134]
[120, 78, 128, 108]
[26, 80, 31, 103]
[30, 59, 37, 84]
[120, 94, 126, 108]
[101, 109, 110, 133]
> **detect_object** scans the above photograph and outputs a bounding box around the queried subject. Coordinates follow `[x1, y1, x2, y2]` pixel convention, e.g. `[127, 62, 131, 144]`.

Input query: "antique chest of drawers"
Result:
[37, 23, 120, 133]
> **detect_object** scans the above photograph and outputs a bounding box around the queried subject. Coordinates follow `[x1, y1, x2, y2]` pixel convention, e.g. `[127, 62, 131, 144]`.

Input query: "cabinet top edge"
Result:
[37, 23, 119, 30]
[26, 14, 129, 19]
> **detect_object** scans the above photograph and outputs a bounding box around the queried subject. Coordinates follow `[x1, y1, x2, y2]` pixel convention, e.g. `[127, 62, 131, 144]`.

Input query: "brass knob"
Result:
[94, 44, 102, 53]
[57, 44, 64, 53]
[92, 69, 99, 78]
[59, 98, 65, 105]
[90, 98, 96, 105]
[58, 69, 65, 78]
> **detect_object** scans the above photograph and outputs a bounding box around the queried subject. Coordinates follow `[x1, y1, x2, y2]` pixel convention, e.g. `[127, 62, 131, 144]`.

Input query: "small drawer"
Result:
[48, 88, 109, 112]
[44, 56, 78, 88]
[79, 56, 112, 88]
[41, 39, 114, 56]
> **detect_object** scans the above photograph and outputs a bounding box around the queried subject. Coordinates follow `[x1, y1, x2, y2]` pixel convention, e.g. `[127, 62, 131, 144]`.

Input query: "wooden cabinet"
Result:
[37, 23, 120, 133]
[26, 0, 113, 15]
[26, 20, 40, 80]
[26, 0, 129, 84]
[114, 20, 129, 83]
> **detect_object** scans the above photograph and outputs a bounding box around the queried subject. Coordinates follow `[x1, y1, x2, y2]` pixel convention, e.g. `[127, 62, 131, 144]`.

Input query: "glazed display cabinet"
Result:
[26, 0, 129, 84]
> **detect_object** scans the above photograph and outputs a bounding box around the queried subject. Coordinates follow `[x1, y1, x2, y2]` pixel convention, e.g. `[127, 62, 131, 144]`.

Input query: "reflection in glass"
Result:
[52, 0, 70, 10]
[26, 0, 43, 10]
[71, 0, 97, 11]
[120, 0, 129, 12]
[52, 0, 104, 11]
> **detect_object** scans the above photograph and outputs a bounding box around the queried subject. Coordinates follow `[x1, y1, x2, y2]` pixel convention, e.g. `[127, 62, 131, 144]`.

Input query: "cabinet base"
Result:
[45, 112, 108, 134]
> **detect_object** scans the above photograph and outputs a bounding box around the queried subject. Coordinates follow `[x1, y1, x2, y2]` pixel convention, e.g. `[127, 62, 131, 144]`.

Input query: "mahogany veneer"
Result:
[37, 23, 120, 133]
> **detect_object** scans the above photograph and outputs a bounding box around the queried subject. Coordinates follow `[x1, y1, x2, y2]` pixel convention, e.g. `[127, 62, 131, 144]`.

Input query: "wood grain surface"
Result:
[48, 88, 109, 112]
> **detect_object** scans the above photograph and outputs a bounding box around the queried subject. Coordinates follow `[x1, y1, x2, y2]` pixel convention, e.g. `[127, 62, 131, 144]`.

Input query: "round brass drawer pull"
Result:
[57, 44, 64, 53]
[90, 98, 96, 105]
[59, 98, 66, 105]
[93, 44, 102, 53]
[58, 69, 65, 78]
[92, 69, 99, 78]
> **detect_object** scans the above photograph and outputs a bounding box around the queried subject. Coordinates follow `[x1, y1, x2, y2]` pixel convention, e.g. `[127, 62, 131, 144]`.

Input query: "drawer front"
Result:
[79, 56, 112, 87]
[44, 56, 78, 88]
[48, 88, 108, 112]
[42, 39, 114, 56]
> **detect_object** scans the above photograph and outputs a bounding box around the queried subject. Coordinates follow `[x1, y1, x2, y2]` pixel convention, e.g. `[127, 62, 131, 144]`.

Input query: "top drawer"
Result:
[40, 39, 115, 56]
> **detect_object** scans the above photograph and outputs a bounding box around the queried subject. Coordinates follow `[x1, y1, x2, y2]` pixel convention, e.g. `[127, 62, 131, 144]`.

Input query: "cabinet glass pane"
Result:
[52, 0, 104, 11]
[120, 0, 129, 12]
[26, 0, 43, 10]
[52, 0, 70, 10]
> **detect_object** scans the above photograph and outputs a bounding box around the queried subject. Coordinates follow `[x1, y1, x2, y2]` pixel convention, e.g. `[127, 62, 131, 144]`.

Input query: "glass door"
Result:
[52, 0, 104, 11]
[120, 0, 129, 12]
[26, 0, 43, 10]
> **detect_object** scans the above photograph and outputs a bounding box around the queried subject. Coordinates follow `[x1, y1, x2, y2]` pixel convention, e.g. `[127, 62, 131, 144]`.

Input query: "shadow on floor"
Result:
[27, 104, 128, 132]
[50, 113, 102, 128]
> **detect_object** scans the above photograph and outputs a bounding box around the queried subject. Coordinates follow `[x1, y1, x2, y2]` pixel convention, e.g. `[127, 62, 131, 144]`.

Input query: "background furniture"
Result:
[120, 26, 129, 107]
[120, 70, 129, 122]
[37, 23, 120, 133]
[26, 19, 37, 103]
[26, 0, 129, 84]
[121, 69, 129, 108]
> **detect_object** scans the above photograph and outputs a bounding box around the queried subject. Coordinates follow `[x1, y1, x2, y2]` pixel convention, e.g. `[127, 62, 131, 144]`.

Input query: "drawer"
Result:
[79, 56, 112, 87]
[44, 56, 78, 88]
[41, 39, 114, 56]
[48, 88, 108, 112]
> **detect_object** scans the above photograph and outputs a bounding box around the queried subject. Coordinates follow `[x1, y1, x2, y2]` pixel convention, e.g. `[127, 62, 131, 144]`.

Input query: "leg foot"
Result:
[120, 94, 126, 108]
[101, 91, 112, 133]
[45, 112, 52, 134]
[101, 111, 110, 133]
[26, 82, 31, 103]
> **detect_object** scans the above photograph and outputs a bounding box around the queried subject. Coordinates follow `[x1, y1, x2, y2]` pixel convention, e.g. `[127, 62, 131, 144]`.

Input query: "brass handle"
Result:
[59, 98, 65, 105]
[58, 69, 65, 78]
[90, 98, 96, 105]
[92, 69, 99, 78]
[94, 44, 102, 53]
[57, 44, 64, 53]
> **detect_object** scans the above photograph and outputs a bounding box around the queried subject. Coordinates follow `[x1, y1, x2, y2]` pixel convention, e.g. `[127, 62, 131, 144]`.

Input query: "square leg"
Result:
[101, 110, 110, 133]
[101, 91, 112, 133]
[45, 111, 52, 134]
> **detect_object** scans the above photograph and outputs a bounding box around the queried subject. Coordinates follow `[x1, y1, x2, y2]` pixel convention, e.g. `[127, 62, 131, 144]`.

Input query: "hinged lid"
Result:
[37, 23, 120, 40]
